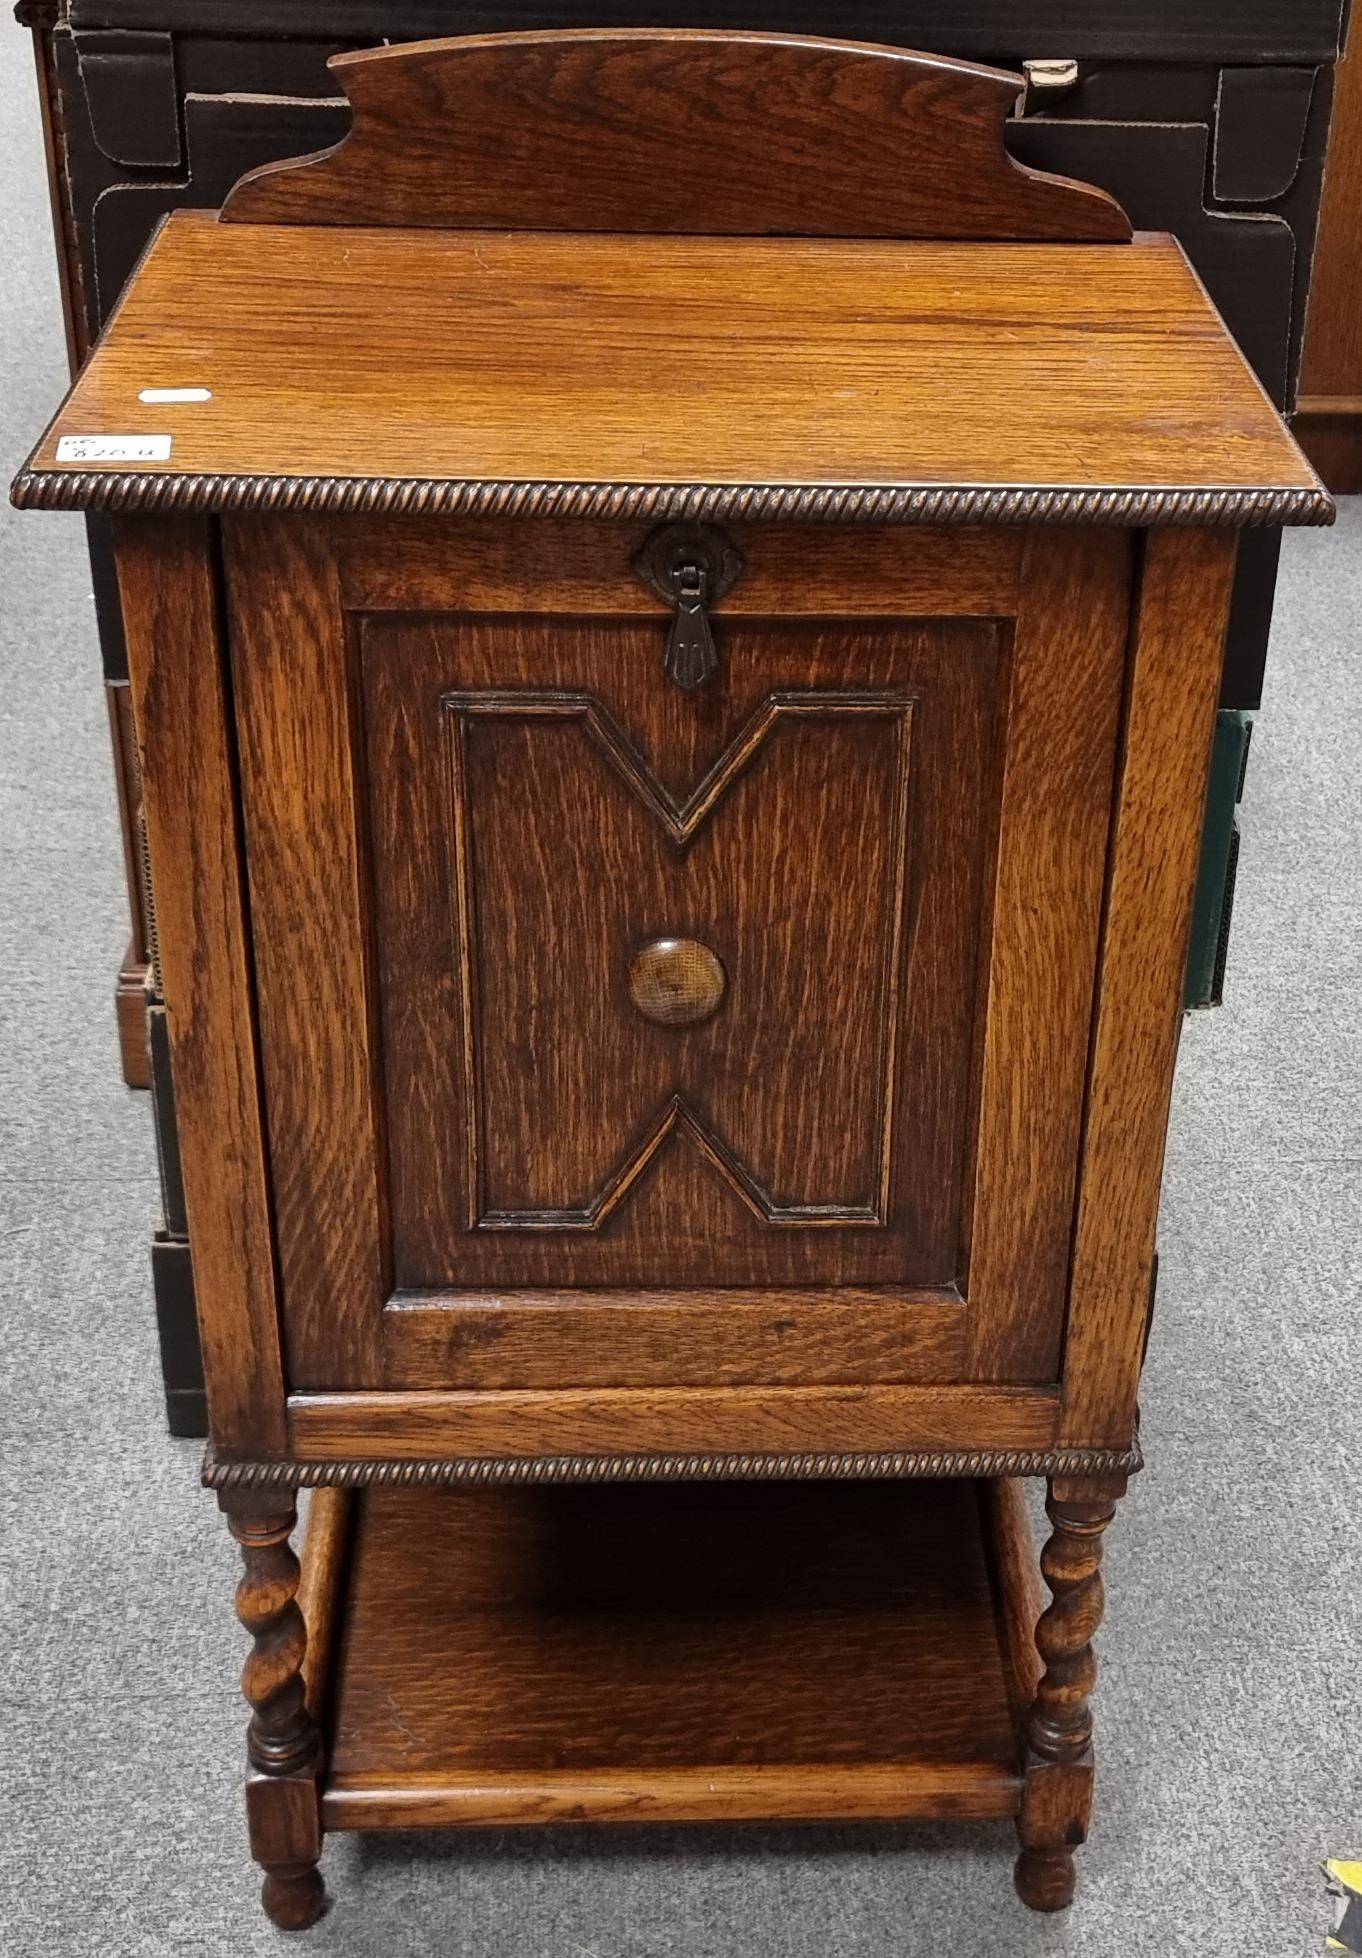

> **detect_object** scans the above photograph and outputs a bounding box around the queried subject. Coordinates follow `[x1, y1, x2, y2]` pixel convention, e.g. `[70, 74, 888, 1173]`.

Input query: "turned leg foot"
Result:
[262, 1861, 328, 1931]
[1014, 1845, 1075, 1912]
[221, 1492, 327, 1930]
[1015, 1473, 1124, 1910]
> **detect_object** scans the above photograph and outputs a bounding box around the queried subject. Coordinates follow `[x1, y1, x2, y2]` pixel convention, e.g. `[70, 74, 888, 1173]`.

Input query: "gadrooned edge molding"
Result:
[203, 1442, 1144, 1490]
[9, 471, 1336, 527]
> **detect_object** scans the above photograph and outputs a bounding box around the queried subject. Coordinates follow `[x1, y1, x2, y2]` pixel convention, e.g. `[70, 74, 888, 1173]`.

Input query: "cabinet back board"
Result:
[217, 30, 1130, 238]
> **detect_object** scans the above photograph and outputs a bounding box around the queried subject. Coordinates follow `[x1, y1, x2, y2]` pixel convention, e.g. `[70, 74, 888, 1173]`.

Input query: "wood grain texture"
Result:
[228, 518, 997, 1381]
[439, 680, 919, 1234]
[340, 519, 1024, 617]
[382, 1291, 965, 1392]
[296, 1488, 353, 1723]
[965, 531, 1130, 1380]
[369, 612, 989, 1291]
[319, 1479, 1032, 1824]
[984, 1478, 1044, 1730]
[221, 31, 1130, 242]
[222, 520, 387, 1387]
[16, 218, 1328, 523]
[1060, 532, 1239, 1450]
[287, 1384, 1059, 1462]
[114, 519, 286, 1454]
[323, 1762, 1014, 1829]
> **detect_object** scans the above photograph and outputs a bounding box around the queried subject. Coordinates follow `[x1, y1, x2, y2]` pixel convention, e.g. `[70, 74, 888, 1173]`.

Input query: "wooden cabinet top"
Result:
[12, 30, 1329, 527]
[13, 215, 1329, 527]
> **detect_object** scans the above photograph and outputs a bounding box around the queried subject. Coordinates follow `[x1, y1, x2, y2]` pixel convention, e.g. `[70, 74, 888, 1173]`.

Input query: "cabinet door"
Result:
[225, 517, 1129, 1394]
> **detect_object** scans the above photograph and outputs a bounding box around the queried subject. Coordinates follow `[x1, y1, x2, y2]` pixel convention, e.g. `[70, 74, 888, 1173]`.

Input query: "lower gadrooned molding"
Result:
[203, 1441, 1142, 1490]
[9, 470, 1335, 528]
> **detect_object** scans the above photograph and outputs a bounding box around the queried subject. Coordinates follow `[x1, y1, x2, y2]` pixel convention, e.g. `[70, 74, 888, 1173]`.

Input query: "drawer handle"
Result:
[628, 938, 727, 1027]
[633, 523, 743, 691]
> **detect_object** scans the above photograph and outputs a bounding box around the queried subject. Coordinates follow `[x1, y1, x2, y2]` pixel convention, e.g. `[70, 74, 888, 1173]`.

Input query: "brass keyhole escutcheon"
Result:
[628, 938, 727, 1028]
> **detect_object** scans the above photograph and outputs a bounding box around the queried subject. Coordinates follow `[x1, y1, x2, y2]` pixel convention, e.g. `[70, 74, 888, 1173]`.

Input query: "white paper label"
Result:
[137, 388, 211, 404]
[56, 434, 173, 463]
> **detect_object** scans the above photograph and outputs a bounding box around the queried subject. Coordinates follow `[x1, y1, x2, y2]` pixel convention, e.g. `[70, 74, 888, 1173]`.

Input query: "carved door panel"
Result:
[225, 517, 1130, 1395]
[370, 613, 981, 1290]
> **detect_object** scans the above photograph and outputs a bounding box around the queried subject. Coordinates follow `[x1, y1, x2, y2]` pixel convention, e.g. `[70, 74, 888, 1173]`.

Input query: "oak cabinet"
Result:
[11, 27, 1330, 1933]
[21, 0, 1347, 1447]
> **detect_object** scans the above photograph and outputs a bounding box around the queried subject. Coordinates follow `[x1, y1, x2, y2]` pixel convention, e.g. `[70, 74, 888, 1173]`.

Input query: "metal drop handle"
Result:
[633, 523, 743, 691]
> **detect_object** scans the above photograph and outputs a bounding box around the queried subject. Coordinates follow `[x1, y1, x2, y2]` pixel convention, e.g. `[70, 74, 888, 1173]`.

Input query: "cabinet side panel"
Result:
[1061, 529, 1237, 1449]
[114, 517, 286, 1453]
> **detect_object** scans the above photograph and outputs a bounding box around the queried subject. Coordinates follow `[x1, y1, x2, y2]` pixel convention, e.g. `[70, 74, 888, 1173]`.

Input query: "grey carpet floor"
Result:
[2, 32, 1360, 1958]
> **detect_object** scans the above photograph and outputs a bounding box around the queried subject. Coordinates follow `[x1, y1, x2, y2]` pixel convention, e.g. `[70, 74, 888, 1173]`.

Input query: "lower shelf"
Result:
[304, 1476, 1041, 1832]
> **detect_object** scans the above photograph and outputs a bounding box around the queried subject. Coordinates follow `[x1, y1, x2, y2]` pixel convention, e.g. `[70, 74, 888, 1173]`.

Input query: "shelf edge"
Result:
[10, 470, 1336, 528]
[320, 1762, 1022, 1830]
[204, 1441, 1143, 1489]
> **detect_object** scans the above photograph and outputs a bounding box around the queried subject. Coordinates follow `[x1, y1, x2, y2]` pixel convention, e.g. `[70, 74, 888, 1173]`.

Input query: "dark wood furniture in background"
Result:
[14, 0, 1351, 1443]
[1297, 3, 1362, 492]
[12, 30, 1330, 1928]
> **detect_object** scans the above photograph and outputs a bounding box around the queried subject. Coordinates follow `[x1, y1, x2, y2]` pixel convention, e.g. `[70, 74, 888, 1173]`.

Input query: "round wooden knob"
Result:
[628, 938, 726, 1027]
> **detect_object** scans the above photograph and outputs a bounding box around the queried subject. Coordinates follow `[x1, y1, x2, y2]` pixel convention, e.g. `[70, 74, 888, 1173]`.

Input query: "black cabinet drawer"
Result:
[61, 1, 1350, 65]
